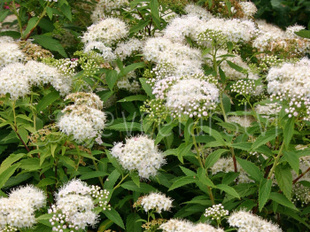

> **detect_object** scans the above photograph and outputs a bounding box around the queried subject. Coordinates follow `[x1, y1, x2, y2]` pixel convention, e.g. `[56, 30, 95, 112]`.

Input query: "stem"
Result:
[113, 173, 129, 190]
[12, 101, 30, 152]
[220, 93, 228, 122]
[267, 141, 285, 179]
[191, 121, 215, 205]
[230, 147, 238, 173]
[191, 121, 204, 168]
[293, 167, 310, 184]
[11, 0, 23, 34]
[22, 2, 54, 40]
[93, 159, 105, 188]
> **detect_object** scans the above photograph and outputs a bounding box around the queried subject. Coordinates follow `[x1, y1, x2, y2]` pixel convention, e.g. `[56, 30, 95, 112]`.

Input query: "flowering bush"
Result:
[0, 0, 310, 231]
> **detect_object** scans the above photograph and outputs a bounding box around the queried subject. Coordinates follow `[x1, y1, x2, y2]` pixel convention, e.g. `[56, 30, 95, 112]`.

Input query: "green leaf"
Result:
[120, 62, 145, 77]
[202, 126, 226, 146]
[283, 117, 295, 149]
[0, 31, 21, 39]
[0, 153, 25, 175]
[79, 171, 108, 180]
[106, 70, 118, 90]
[168, 176, 196, 191]
[275, 164, 292, 200]
[60, 3, 72, 21]
[226, 60, 245, 72]
[32, 35, 67, 57]
[126, 213, 142, 232]
[46, 7, 53, 20]
[98, 219, 113, 232]
[231, 142, 252, 151]
[295, 29, 310, 38]
[177, 143, 193, 163]
[37, 178, 56, 188]
[222, 93, 231, 114]
[19, 158, 41, 171]
[103, 208, 125, 229]
[258, 178, 272, 212]
[18, 127, 29, 144]
[139, 78, 154, 98]
[0, 10, 9, 22]
[0, 163, 20, 189]
[236, 157, 263, 182]
[282, 151, 299, 174]
[205, 149, 229, 169]
[104, 169, 121, 189]
[150, 0, 161, 28]
[121, 181, 156, 193]
[216, 184, 240, 199]
[129, 20, 150, 36]
[107, 122, 142, 132]
[130, 172, 140, 188]
[269, 192, 298, 211]
[251, 128, 281, 150]
[118, 95, 147, 103]
[197, 167, 215, 187]
[36, 90, 60, 112]
[155, 123, 175, 144]
[22, 17, 39, 38]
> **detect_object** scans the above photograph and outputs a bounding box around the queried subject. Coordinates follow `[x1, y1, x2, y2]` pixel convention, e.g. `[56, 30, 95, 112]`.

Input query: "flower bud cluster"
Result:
[204, 204, 229, 221]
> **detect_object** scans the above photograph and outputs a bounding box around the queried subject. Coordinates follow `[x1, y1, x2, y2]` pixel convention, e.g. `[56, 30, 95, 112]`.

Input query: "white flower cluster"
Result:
[228, 210, 282, 232]
[254, 103, 281, 117]
[253, 20, 310, 56]
[0, 38, 25, 69]
[159, 219, 224, 232]
[204, 204, 229, 221]
[25, 60, 72, 95]
[139, 192, 173, 214]
[114, 38, 144, 60]
[163, 15, 206, 44]
[65, 92, 103, 109]
[91, 0, 129, 23]
[209, 18, 257, 43]
[165, 78, 219, 118]
[143, 37, 203, 77]
[266, 58, 310, 119]
[227, 116, 255, 128]
[163, 9, 257, 46]
[84, 41, 116, 62]
[184, 4, 213, 21]
[212, 158, 253, 183]
[0, 63, 30, 99]
[0, 60, 72, 99]
[58, 93, 106, 144]
[0, 185, 46, 230]
[239, 1, 257, 18]
[111, 135, 166, 179]
[49, 179, 110, 232]
[81, 17, 128, 46]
